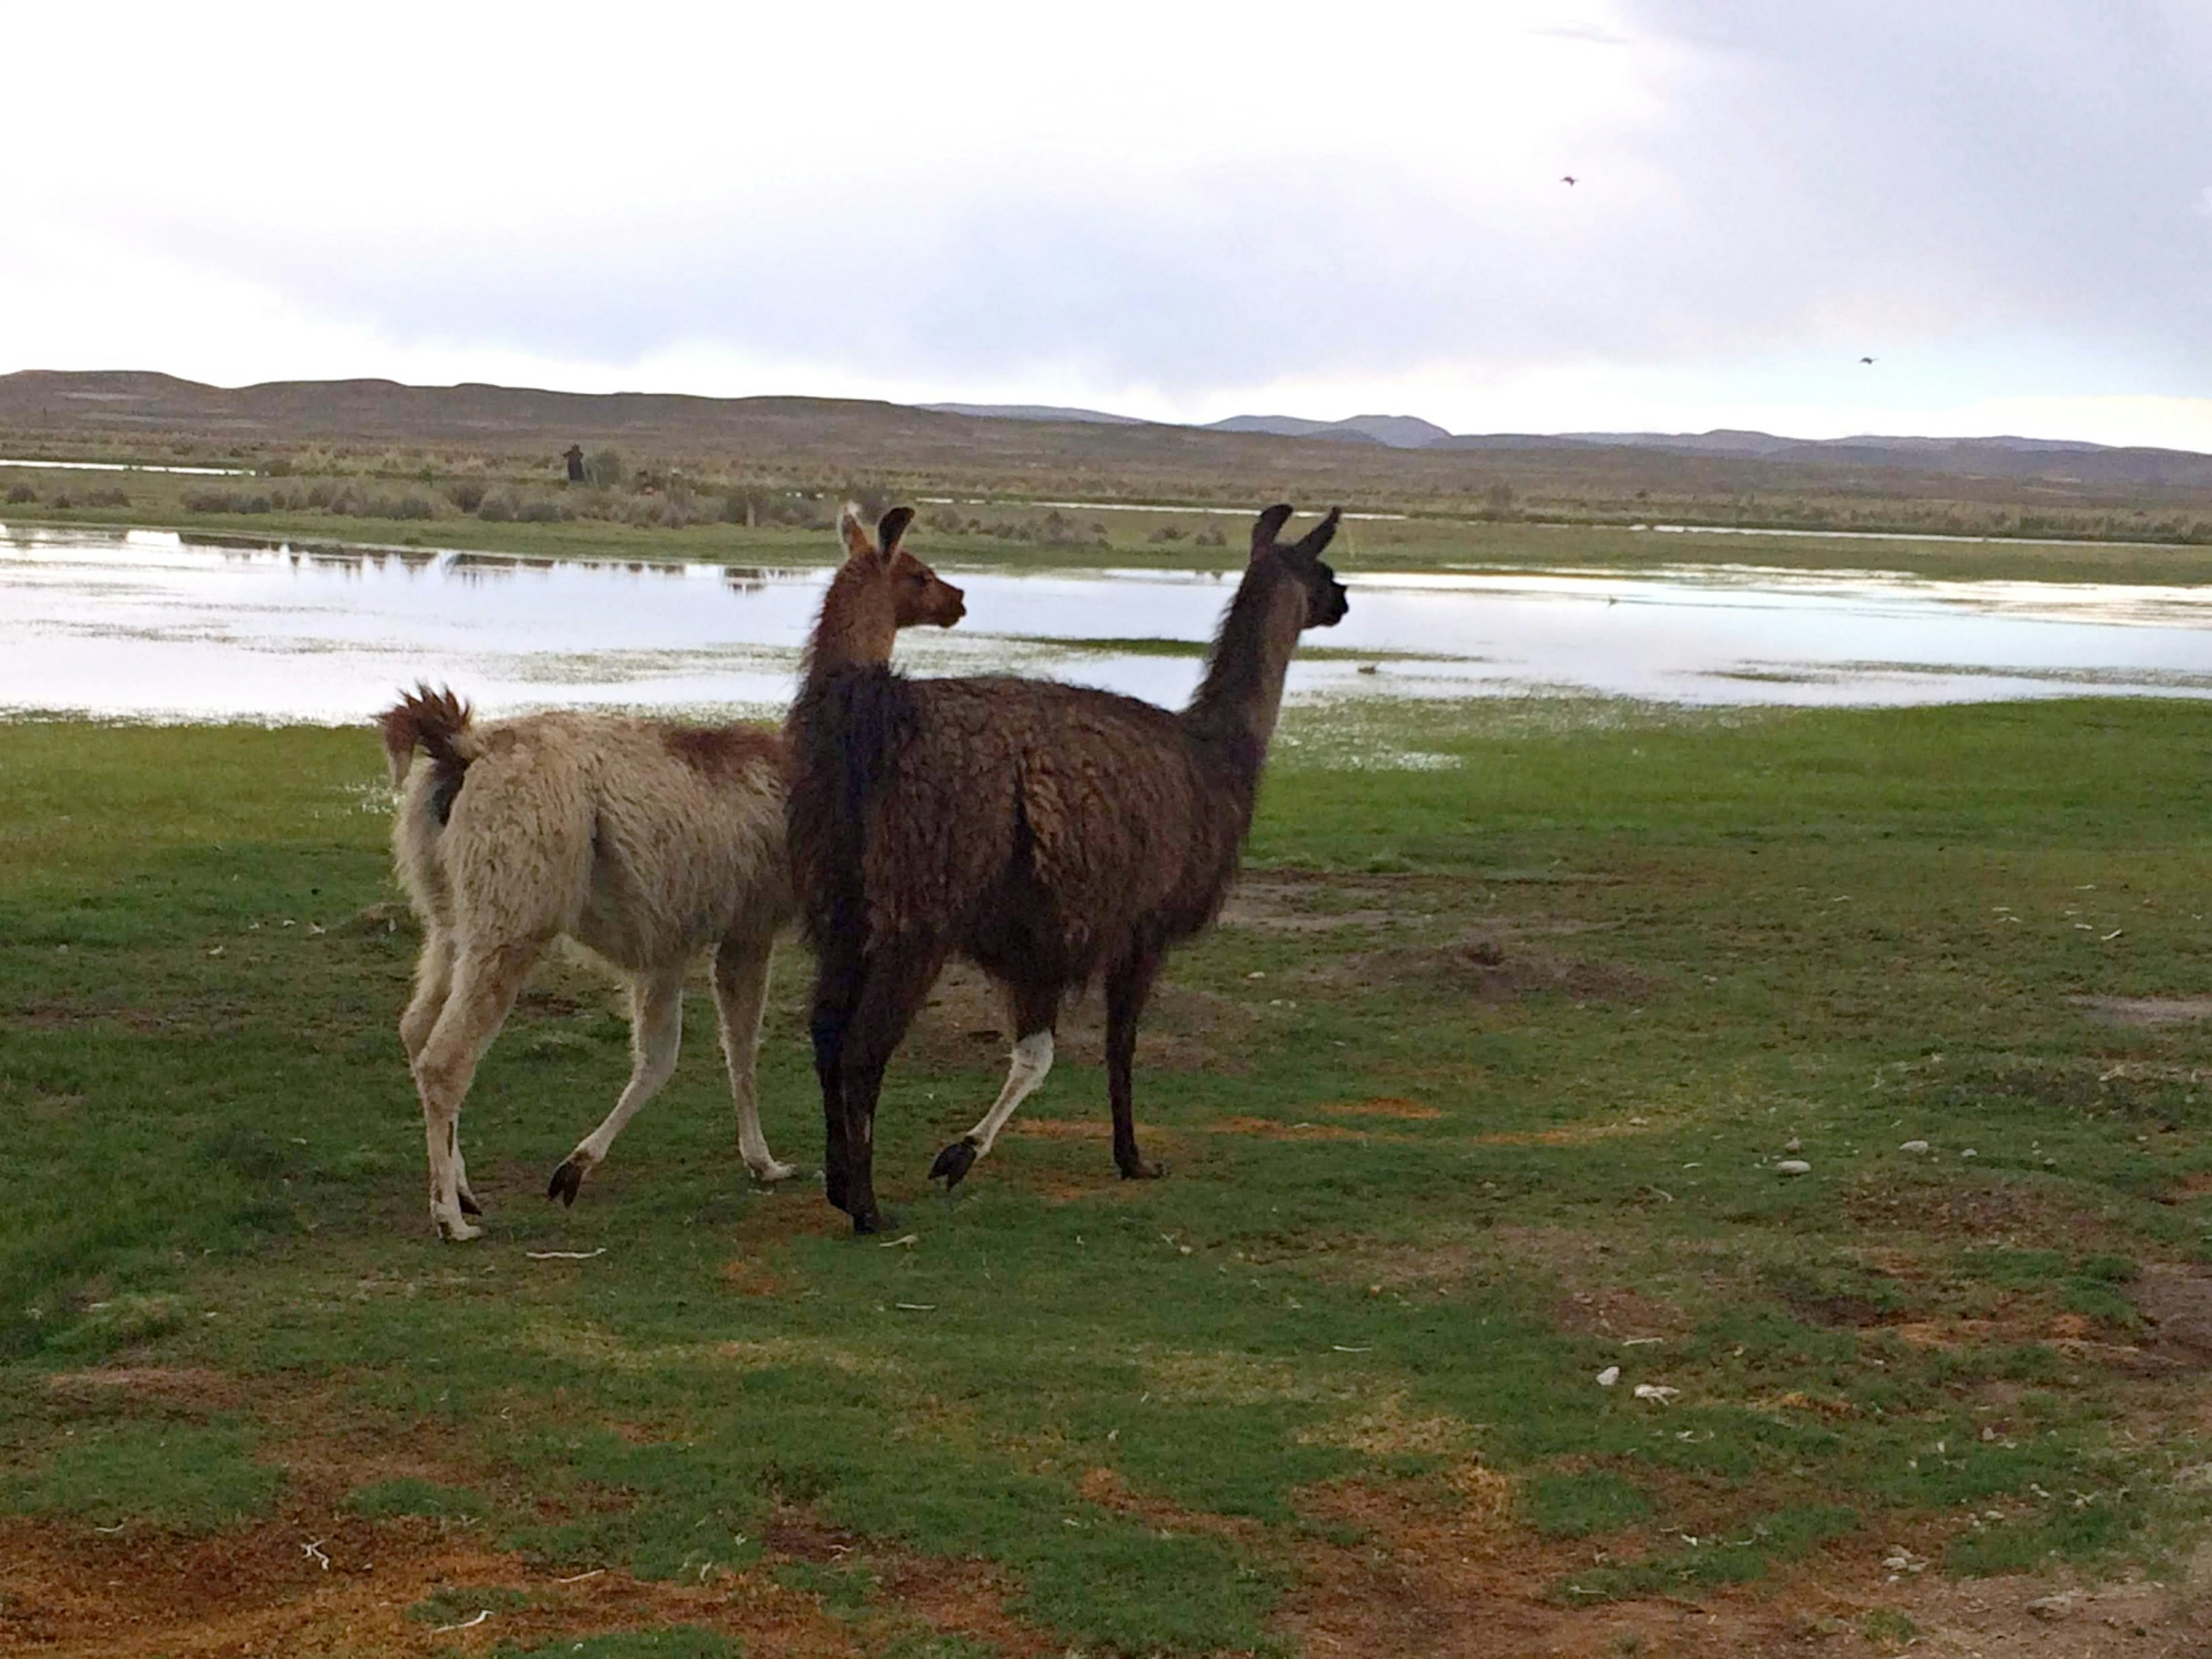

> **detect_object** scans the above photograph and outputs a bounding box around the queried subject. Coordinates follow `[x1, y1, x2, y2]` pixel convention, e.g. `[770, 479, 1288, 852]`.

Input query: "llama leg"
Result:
[547, 967, 685, 1206]
[835, 935, 947, 1233]
[412, 940, 537, 1240]
[1105, 949, 1166, 1180]
[400, 926, 480, 1216]
[399, 924, 456, 1066]
[930, 980, 1059, 1188]
[713, 933, 796, 1183]
[809, 942, 864, 1212]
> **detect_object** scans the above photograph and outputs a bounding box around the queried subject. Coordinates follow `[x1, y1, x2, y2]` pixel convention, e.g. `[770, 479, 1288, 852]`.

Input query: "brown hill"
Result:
[7, 371, 2212, 536]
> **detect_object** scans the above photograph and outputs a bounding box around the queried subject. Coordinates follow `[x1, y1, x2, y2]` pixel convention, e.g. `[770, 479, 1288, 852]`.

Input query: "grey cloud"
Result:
[131, 5, 2212, 398]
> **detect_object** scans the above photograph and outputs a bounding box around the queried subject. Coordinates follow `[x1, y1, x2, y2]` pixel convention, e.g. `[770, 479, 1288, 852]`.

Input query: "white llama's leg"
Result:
[546, 966, 685, 1206]
[399, 924, 456, 1065]
[400, 927, 482, 1215]
[413, 940, 537, 1240]
[713, 933, 796, 1183]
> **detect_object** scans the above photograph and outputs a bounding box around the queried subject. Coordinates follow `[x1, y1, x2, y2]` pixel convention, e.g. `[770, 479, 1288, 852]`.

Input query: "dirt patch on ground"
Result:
[1552, 1286, 1691, 1344]
[1074, 1465, 1262, 1544]
[1277, 1472, 2212, 1658]
[1320, 931, 1652, 1007]
[1219, 867, 1462, 933]
[726, 1193, 851, 1247]
[718, 1256, 789, 1297]
[0, 1493, 1056, 1658]
[2073, 995, 2212, 1027]
[1473, 1119, 1663, 1147]
[1206, 1115, 1419, 1143]
[44, 1366, 245, 1414]
[1318, 1096, 1447, 1121]
[1845, 1175, 2123, 1250]
[898, 958, 1260, 1072]
[2137, 1264, 2212, 1364]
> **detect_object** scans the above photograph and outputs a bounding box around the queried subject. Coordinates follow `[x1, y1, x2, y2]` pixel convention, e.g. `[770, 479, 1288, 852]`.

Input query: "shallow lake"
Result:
[5, 524, 2212, 724]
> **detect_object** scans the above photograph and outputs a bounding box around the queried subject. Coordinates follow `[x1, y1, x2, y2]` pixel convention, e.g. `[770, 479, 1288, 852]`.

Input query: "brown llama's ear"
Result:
[1294, 507, 1343, 559]
[877, 505, 915, 556]
[1251, 503, 1296, 559]
[839, 503, 878, 564]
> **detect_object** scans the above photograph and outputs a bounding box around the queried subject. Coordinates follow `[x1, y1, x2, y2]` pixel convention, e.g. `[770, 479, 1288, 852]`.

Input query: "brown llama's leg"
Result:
[809, 937, 865, 1214]
[711, 931, 797, 1184]
[1105, 949, 1167, 1180]
[547, 965, 685, 1207]
[834, 933, 948, 1233]
[930, 978, 1059, 1190]
[411, 938, 538, 1239]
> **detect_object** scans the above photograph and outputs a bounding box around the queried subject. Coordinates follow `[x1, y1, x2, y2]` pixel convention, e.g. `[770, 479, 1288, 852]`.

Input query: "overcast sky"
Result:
[7, 1, 2209, 446]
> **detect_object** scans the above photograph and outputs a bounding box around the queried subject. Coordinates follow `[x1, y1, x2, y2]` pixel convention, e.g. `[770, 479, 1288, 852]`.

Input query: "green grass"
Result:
[6, 699, 2212, 1650]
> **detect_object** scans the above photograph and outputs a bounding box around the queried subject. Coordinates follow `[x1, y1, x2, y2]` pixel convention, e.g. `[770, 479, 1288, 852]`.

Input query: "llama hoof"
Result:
[851, 1207, 895, 1237]
[747, 1158, 800, 1185]
[433, 1211, 483, 1243]
[929, 1139, 979, 1188]
[547, 1158, 586, 1207]
[1117, 1158, 1166, 1181]
[458, 1188, 484, 1218]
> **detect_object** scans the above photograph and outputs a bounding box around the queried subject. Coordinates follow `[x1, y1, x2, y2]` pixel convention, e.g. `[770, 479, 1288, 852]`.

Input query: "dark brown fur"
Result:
[660, 722, 786, 781]
[788, 503, 1347, 1231]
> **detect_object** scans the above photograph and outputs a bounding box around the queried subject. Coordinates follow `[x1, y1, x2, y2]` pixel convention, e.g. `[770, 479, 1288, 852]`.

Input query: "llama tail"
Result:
[378, 684, 478, 821]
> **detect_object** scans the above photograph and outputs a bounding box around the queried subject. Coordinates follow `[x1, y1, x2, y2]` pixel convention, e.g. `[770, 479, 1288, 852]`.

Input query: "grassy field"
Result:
[13, 466, 2212, 586]
[7, 700, 2212, 1655]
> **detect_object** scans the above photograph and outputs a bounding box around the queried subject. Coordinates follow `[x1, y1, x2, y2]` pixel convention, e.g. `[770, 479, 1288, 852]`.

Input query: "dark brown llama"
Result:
[788, 503, 1347, 1232]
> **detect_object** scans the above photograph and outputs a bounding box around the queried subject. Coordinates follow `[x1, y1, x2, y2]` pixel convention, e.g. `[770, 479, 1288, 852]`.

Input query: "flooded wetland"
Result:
[7, 523, 2212, 722]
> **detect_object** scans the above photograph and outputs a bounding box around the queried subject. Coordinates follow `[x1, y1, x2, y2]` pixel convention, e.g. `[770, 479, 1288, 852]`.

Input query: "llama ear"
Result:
[1294, 507, 1342, 559]
[839, 503, 877, 563]
[877, 506, 915, 557]
[1251, 503, 1296, 559]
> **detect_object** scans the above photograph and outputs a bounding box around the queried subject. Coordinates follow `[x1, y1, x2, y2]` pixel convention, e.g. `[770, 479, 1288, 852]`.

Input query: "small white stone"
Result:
[1597, 1366, 1621, 1387]
[1962, 1149, 1978, 1158]
[1900, 1139, 1930, 1154]
[1783, 1137, 1802, 1153]
[1775, 1159, 1812, 1176]
[1633, 1383, 1679, 1403]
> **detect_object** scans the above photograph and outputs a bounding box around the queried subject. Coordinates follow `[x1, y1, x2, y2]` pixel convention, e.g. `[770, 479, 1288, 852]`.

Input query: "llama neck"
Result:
[1181, 570, 1305, 793]
[801, 565, 898, 683]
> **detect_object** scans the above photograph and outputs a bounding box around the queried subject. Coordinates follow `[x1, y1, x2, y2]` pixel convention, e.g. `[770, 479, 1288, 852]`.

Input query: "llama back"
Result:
[387, 704, 789, 965]
[816, 673, 1232, 949]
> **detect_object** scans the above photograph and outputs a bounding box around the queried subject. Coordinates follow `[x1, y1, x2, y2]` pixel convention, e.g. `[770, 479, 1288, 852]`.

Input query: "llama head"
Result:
[1250, 504, 1349, 629]
[838, 504, 967, 630]
[810, 503, 967, 676]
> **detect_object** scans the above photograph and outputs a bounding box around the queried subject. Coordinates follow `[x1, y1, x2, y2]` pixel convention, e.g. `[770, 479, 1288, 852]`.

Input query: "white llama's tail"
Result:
[378, 684, 479, 824]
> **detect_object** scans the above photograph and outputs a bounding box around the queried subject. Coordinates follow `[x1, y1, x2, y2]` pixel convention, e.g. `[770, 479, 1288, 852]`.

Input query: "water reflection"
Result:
[2, 524, 2209, 724]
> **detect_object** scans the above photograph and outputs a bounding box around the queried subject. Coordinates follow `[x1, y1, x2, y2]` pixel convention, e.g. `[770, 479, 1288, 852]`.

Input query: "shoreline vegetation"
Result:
[10, 480, 2212, 587]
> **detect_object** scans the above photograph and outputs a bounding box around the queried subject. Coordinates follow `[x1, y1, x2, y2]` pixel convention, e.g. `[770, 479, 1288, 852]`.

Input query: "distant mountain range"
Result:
[5, 372, 2211, 494]
[920, 402, 1150, 426]
[927, 402, 2210, 486]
